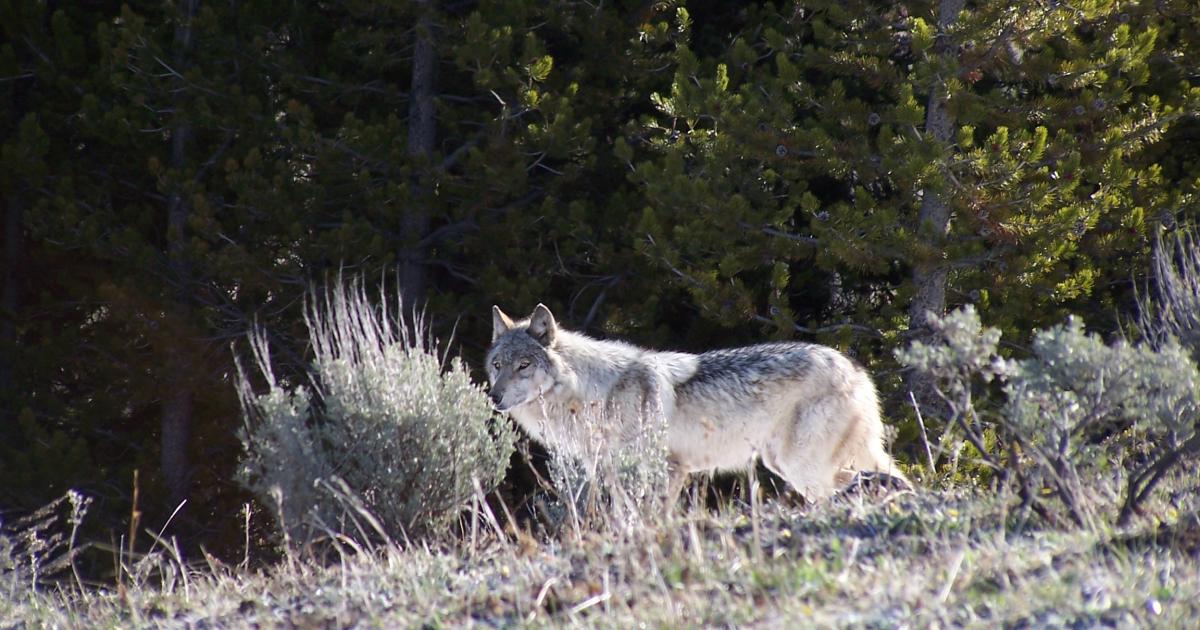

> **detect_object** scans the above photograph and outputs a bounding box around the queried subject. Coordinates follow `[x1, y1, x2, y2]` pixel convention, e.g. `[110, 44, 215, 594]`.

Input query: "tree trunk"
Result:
[162, 0, 199, 513]
[401, 0, 437, 309]
[906, 0, 965, 408]
[0, 194, 21, 395]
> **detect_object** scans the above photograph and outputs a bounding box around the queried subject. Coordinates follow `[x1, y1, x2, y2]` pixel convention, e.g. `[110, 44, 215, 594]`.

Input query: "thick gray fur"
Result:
[487, 304, 907, 503]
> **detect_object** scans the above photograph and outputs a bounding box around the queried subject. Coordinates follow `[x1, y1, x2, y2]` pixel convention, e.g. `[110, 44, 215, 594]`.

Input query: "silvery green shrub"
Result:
[1125, 226, 1200, 524]
[1008, 319, 1198, 456]
[1006, 318, 1199, 525]
[236, 279, 516, 546]
[895, 305, 1007, 476]
[899, 306, 1200, 527]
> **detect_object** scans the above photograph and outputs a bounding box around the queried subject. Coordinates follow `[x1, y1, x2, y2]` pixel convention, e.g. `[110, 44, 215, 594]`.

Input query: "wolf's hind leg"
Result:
[761, 396, 849, 502]
[761, 446, 838, 504]
[665, 453, 688, 509]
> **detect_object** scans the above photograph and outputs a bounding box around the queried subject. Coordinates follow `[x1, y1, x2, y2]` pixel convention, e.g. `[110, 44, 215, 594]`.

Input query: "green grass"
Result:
[5, 472, 1199, 628]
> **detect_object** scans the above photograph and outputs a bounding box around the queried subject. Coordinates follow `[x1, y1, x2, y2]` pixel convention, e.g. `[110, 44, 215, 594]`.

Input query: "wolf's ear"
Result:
[492, 305, 515, 341]
[527, 303, 557, 347]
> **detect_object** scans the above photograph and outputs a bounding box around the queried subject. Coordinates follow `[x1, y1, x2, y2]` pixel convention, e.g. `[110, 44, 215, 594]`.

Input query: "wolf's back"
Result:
[676, 341, 821, 402]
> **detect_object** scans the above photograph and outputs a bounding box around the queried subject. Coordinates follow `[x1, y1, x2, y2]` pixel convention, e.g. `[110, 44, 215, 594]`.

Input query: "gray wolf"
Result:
[487, 304, 907, 503]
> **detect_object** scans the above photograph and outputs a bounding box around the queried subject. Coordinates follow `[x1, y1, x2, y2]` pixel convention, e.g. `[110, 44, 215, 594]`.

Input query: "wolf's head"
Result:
[486, 304, 563, 411]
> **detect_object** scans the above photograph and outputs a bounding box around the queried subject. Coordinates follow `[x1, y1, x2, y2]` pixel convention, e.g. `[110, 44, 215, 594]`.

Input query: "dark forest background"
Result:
[2, 0, 1198, 563]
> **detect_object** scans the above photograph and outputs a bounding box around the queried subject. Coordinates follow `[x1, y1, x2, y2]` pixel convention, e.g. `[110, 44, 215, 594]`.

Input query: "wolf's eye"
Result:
[518, 359, 531, 370]
[492, 361, 501, 370]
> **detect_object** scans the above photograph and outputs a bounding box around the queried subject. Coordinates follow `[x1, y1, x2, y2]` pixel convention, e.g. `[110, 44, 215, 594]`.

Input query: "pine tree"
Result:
[1, 0, 304, 524]
[631, 1, 1200, 405]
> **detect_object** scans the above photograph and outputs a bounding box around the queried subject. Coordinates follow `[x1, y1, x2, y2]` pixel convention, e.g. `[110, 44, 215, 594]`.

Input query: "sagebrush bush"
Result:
[895, 306, 1006, 477]
[899, 306, 1200, 527]
[1124, 226, 1200, 524]
[1007, 318, 1199, 525]
[236, 279, 516, 546]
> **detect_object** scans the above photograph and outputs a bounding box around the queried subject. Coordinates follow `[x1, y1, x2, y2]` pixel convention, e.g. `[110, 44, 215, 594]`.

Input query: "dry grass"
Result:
[5, 468, 1199, 629]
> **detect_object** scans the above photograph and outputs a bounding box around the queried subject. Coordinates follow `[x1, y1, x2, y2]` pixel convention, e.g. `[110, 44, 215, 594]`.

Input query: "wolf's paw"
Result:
[835, 470, 913, 499]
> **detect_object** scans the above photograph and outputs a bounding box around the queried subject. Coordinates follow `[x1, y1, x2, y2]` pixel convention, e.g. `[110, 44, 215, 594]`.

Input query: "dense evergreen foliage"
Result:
[2, 0, 1198, 559]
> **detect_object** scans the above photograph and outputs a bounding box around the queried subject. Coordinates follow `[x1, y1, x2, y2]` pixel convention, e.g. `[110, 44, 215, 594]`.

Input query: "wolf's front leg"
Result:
[665, 453, 688, 509]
